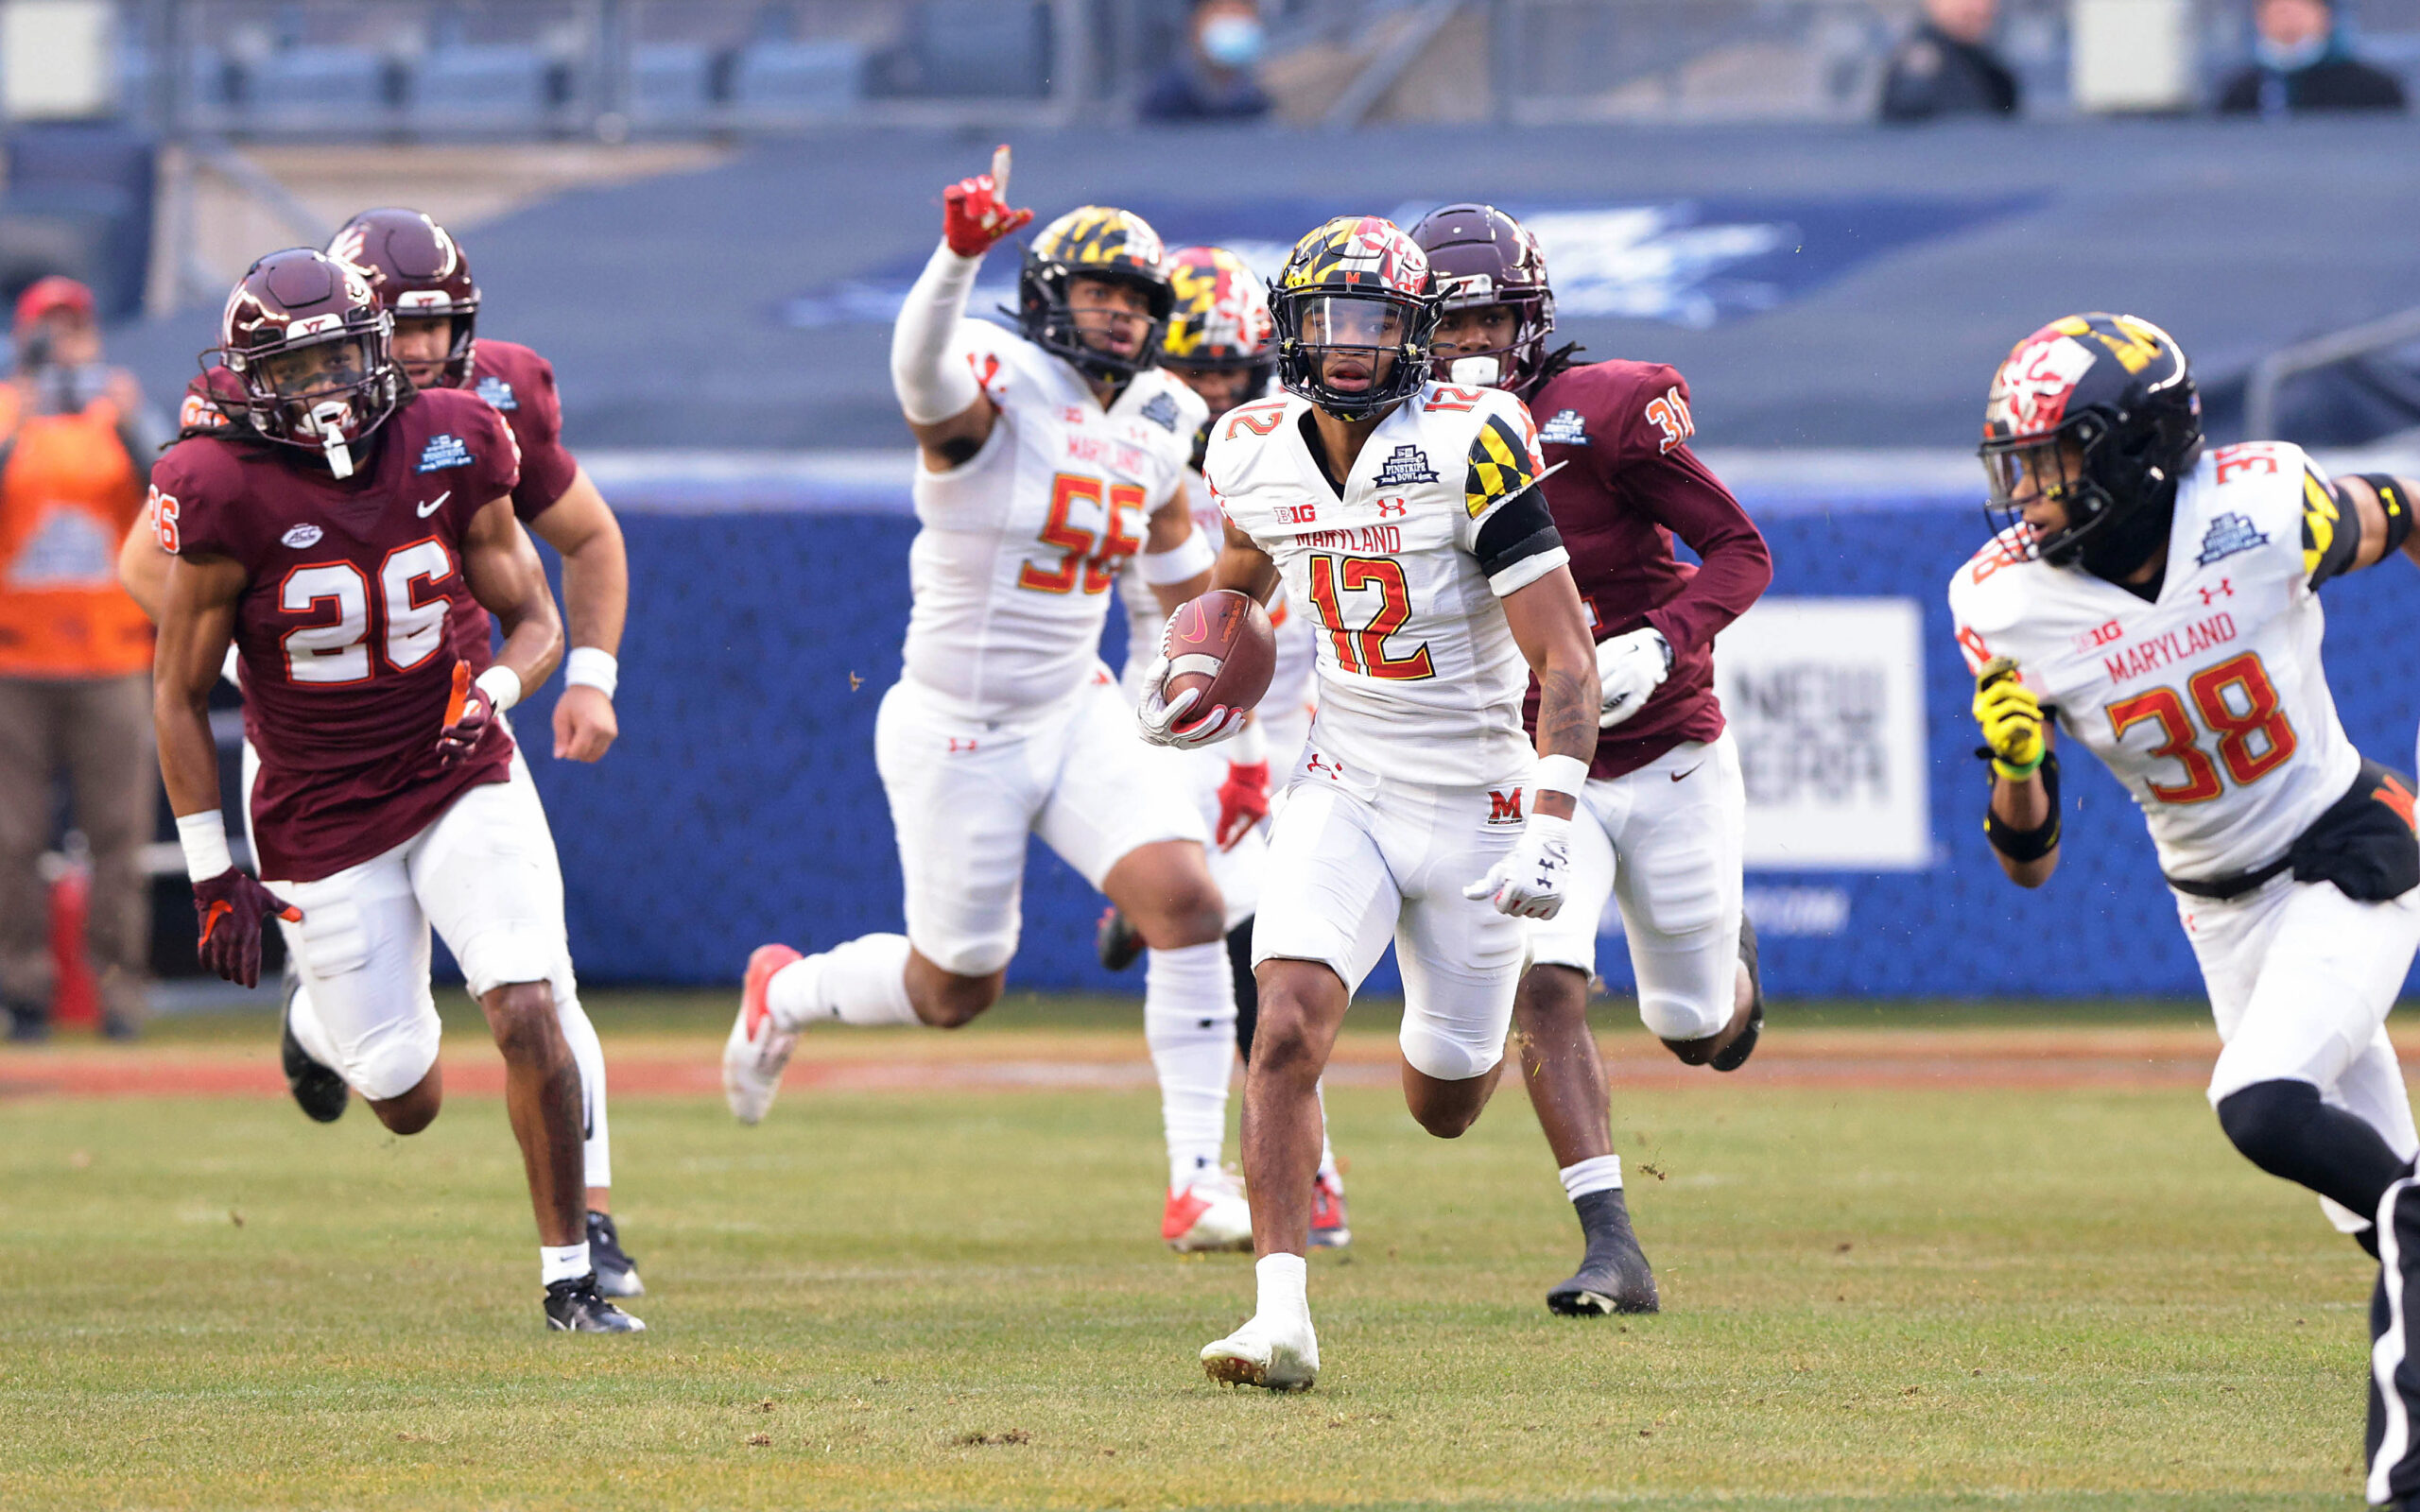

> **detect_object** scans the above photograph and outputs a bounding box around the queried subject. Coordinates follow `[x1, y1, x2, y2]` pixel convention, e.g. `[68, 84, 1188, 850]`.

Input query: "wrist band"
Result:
[176, 810, 233, 882]
[563, 646, 618, 699]
[1138, 526, 1219, 585]
[2357, 474, 2415, 557]
[1533, 753, 1589, 801]
[1984, 749, 2062, 862]
[475, 664, 523, 714]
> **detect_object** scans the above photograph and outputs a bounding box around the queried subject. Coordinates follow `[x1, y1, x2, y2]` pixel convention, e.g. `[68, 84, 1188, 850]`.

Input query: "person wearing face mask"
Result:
[1141, 0, 1274, 122]
[1877, 0, 2022, 120]
[2217, 0, 2406, 114]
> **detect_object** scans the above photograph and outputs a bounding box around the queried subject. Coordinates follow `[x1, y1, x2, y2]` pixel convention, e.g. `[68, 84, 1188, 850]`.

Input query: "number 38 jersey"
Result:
[1207, 382, 1567, 789]
[905, 319, 1205, 721]
[1948, 441, 2361, 883]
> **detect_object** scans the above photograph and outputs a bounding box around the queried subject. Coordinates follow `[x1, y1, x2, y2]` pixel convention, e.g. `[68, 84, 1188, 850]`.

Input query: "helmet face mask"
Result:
[207, 249, 402, 478]
[1017, 207, 1175, 383]
[1271, 215, 1439, 422]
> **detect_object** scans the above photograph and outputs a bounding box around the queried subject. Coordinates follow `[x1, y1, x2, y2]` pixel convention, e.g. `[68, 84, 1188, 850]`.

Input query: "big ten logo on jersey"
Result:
[2071, 617, 2125, 655]
[1278, 503, 1320, 524]
[1018, 472, 1144, 595]
[1644, 387, 1694, 454]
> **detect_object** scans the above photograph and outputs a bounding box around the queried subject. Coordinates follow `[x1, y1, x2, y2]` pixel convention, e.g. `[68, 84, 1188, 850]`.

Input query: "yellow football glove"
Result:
[1972, 658, 2045, 781]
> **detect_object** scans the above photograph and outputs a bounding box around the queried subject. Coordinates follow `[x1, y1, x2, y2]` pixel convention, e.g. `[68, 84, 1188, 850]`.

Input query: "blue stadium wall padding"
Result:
[517, 494, 2420, 999]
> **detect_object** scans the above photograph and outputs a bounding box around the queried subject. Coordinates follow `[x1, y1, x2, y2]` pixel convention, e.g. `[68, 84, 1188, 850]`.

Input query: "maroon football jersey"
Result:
[1520, 360, 1773, 781]
[152, 388, 522, 882]
[443, 339, 581, 669]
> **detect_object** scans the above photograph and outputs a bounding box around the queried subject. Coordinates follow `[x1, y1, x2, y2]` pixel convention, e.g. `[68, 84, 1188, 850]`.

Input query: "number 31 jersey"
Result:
[1207, 382, 1566, 789]
[1948, 441, 2360, 883]
[904, 320, 1205, 722]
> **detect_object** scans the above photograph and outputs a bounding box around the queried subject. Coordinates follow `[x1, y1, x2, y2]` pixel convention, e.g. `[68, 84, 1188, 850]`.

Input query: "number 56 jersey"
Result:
[904, 320, 1204, 721]
[1206, 382, 1566, 789]
[1948, 442, 2361, 884]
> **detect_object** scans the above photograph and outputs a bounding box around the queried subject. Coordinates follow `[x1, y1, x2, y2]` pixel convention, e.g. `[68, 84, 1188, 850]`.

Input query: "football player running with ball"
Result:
[1143, 215, 1600, 1390]
[1946, 314, 2420, 1503]
[148, 251, 638, 1331]
[1104, 245, 1349, 1248]
[725, 151, 1257, 1254]
[1409, 205, 1773, 1316]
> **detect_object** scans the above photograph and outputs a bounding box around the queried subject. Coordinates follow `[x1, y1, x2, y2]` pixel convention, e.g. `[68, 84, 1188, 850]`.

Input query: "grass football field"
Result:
[0, 992, 2387, 1510]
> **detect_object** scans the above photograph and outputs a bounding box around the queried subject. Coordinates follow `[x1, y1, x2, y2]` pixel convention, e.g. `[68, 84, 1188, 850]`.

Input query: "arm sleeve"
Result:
[1610, 368, 1772, 654]
[890, 240, 985, 424]
[509, 356, 579, 520]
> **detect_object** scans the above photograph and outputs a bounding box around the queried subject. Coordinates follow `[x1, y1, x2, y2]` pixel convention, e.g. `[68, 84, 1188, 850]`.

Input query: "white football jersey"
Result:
[1115, 472, 1319, 719]
[1948, 441, 2361, 882]
[1207, 381, 1565, 788]
[903, 319, 1206, 720]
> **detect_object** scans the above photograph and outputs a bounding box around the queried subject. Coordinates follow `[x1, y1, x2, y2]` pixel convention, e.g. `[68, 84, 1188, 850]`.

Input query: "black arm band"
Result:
[1474, 486, 1562, 580]
[2355, 474, 2416, 558]
[1983, 748, 2062, 863]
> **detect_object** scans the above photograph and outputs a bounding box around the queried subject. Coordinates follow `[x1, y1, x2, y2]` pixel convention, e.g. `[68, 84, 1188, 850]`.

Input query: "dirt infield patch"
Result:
[0, 1023, 2264, 1100]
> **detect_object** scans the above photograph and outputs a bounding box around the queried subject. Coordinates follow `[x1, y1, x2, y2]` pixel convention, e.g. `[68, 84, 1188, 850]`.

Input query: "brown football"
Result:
[1161, 589, 1277, 730]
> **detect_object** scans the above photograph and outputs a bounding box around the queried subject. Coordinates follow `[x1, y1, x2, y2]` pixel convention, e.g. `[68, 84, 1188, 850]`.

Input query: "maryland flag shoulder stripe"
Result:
[1464, 413, 1540, 519]
[2302, 464, 2359, 587]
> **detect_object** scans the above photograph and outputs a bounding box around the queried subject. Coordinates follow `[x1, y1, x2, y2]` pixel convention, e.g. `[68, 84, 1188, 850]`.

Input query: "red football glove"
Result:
[942, 145, 1033, 258]
[436, 661, 493, 767]
[1216, 761, 1271, 850]
[193, 869, 300, 989]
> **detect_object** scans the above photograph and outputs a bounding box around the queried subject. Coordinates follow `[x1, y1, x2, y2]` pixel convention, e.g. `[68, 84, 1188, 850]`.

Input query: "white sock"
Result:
[766, 934, 919, 1030]
[1316, 1079, 1339, 1183]
[1560, 1154, 1624, 1202]
[1254, 1251, 1309, 1325]
[554, 981, 612, 1192]
[1146, 941, 1236, 1192]
[286, 980, 344, 1076]
[541, 1241, 592, 1286]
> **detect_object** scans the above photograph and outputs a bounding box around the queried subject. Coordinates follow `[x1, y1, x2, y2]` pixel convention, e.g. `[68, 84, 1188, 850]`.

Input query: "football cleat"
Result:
[280, 963, 348, 1124]
[1096, 905, 1145, 972]
[724, 944, 803, 1125]
[1164, 1170, 1253, 1253]
[1547, 1187, 1661, 1316]
[587, 1211, 645, 1298]
[1709, 917, 1764, 1074]
[1310, 1170, 1352, 1249]
[544, 1274, 645, 1332]
[1201, 1312, 1319, 1391]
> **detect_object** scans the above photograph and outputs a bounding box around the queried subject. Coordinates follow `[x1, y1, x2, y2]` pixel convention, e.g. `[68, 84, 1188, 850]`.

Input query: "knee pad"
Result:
[1399, 1020, 1504, 1083]
[347, 1014, 441, 1103]
[1639, 990, 1727, 1044]
[455, 924, 562, 1001]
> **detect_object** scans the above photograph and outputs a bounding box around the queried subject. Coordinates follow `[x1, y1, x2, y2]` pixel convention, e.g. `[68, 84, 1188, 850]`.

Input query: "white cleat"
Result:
[1201, 1311, 1320, 1391]
[1163, 1169, 1253, 1253]
[724, 944, 803, 1125]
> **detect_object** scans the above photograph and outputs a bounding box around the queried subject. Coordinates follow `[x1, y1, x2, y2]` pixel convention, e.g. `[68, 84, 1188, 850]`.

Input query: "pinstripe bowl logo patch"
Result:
[1373, 445, 1437, 488]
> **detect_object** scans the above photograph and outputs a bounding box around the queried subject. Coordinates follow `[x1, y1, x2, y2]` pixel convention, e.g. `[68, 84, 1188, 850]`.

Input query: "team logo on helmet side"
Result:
[1162, 246, 1274, 367]
[1279, 216, 1431, 297]
[1031, 206, 1167, 272]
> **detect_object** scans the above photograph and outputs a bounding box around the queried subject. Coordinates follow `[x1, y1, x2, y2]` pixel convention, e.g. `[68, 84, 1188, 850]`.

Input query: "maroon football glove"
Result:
[193, 869, 299, 989]
[437, 660, 493, 767]
[1216, 761, 1271, 851]
[942, 146, 1033, 258]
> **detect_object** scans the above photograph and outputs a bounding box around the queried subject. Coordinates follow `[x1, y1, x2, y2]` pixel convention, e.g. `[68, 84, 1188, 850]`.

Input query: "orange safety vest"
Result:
[0, 382, 154, 679]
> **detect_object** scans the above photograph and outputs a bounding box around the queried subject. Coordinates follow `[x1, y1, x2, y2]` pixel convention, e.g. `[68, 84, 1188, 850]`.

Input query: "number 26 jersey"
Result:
[1948, 442, 2361, 883]
[1207, 382, 1567, 789]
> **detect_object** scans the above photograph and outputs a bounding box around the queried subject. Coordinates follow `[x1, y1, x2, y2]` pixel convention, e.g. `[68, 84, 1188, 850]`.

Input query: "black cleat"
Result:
[1096, 905, 1145, 972]
[6, 999, 48, 1043]
[544, 1274, 646, 1332]
[1547, 1187, 1661, 1316]
[279, 962, 348, 1124]
[587, 1211, 646, 1297]
[1708, 916, 1765, 1074]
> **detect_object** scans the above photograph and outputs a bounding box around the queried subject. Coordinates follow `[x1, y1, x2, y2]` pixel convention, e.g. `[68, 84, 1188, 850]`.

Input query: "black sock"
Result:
[2216, 1078, 2414, 1220]
[1227, 918, 1257, 1063]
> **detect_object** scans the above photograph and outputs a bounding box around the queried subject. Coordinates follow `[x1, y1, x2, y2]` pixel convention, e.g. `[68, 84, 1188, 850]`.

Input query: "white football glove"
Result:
[1136, 653, 1248, 750]
[1461, 811, 1573, 919]
[1596, 627, 1672, 730]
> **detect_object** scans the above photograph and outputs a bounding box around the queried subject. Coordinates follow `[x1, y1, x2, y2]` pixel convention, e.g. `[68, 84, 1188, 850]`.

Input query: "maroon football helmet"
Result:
[327, 208, 480, 387]
[207, 249, 400, 477]
[1407, 203, 1557, 394]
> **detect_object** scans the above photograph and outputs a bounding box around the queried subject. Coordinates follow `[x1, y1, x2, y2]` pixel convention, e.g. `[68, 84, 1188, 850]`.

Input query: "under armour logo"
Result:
[1374, 498, 1407, 518]
[2197, 578, 2234, 606]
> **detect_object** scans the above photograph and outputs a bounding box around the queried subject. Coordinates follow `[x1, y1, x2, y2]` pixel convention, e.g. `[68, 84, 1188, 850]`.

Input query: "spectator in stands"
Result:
[2217, 0, 2407, 114]
[0, 277, 164, 1041]
[1878, 0, 2021, 121]
[1141, 0, 1273, 122]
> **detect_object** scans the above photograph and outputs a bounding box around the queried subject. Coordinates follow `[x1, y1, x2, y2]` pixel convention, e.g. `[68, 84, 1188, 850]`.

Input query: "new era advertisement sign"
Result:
[1715, 597, 1932, 870]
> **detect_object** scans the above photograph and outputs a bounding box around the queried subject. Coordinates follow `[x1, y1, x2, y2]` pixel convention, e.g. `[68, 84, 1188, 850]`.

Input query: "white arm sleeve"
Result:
[890, 239, 985, 425]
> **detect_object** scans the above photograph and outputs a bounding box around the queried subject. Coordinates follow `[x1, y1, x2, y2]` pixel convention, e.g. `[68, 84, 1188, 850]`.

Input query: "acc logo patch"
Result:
[1373, 445, 1439, 489]
[1138, 391, 1182, 432]
[416, 433, 474, 472]
[1538, 408, 1590, 446]
[474, 374, 518, 412]
[281, 524, 323, 549]
[2195, 511, 2269, 566]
